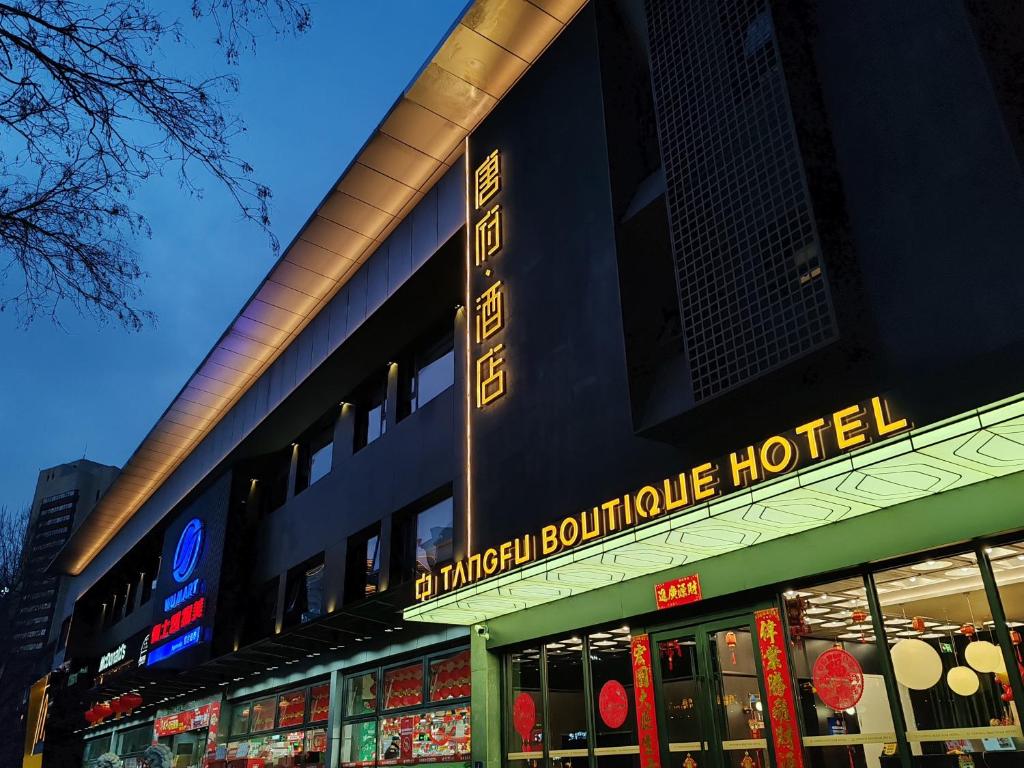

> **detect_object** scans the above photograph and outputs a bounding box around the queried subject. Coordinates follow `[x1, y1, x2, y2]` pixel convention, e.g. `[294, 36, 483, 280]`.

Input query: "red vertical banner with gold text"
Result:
[754, 608, 804, 768]
[630, 634, 661, 768]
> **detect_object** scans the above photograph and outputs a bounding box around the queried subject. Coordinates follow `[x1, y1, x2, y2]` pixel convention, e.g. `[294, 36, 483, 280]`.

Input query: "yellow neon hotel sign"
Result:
[415, 396, 911, 602]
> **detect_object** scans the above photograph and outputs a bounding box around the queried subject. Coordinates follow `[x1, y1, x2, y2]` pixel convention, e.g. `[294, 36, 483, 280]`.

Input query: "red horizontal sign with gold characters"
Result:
[655, 573, 701, 610]
[416, 396, 911, 602]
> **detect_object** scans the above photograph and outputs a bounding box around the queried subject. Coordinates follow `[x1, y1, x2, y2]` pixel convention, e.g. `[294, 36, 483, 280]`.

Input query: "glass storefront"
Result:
[222, 682, 329, 766]
[341, 648, 471, 768]
[502, 540, 1024, 768]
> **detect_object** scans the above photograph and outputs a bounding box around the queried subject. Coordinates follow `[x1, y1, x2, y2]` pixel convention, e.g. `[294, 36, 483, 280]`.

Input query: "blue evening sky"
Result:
[0, 1, 467, 511]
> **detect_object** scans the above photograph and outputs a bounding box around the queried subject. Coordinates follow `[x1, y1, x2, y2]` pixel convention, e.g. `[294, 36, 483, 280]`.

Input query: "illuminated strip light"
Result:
[147, 627, 202, 666]
[464, 137, 473, 556]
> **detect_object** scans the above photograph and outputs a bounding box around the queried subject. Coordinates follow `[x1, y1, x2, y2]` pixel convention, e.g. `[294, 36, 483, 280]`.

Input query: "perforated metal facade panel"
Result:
[646, 0, 837, 401]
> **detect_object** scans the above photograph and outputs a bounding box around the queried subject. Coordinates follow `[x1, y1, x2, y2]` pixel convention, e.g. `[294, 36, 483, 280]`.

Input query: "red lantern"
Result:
[960, 624, 976, 637]
[911, 616, 926, 632]
[84, 707, 99, 725]
[725, 631, 738, 666]
[1002, 684, 1014, 703]
[110, 696, 129, 716]
[851, 609, 868, 624]
[123, 692, 143, 711]
[94, 702, 113, 721]
[1011, 630, 1022, 645]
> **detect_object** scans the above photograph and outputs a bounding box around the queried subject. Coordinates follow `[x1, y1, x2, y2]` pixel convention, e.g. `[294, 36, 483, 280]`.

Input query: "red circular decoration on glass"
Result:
[512, 692, 536, 741]
[812, 648, 865, 711]
[598, 680, 629, 729]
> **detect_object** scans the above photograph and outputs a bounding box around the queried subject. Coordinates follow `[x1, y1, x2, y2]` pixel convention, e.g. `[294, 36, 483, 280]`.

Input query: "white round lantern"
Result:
[947, 666, 980, 696]
[890, 639, 943, 690]
[964, 640, 1001, 673]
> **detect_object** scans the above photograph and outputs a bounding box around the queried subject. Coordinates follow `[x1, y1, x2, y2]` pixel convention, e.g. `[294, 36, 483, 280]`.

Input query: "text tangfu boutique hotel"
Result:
[39, 2, 1024, 768]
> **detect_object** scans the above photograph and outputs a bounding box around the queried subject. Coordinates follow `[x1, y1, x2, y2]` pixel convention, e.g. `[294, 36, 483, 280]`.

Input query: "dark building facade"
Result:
[37, 2, 1024, 768]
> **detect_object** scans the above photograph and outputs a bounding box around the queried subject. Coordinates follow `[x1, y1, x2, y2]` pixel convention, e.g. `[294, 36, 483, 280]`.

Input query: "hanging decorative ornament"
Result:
[682, 754, 698, 768]
[812, 647, 865, 710]
[725, 631, 738, 666]
[851, 609, 868, 624]
[965, 640, 1001, 673]
[1002, 683, 1014, 703]
[911, 616, 926, 632]
[598, 680, 629, 729]
[890, 639, 943, 690]
[960, 623, 976, 637]
[739, 751, 754, 768]
[661, 639, 683, 672]
[946, 666, 981, 696]
[512, 693, 536, 750]
[1011, 630, 1022, 646]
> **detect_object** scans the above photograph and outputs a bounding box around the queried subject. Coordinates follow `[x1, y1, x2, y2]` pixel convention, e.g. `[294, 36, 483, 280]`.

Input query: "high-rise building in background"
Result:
[1, 460, 118, 768]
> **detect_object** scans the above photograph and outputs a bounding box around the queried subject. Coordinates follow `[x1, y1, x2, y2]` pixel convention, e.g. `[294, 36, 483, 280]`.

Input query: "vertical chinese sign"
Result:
[471, 149, 509, 409]
[630, 634, 661, 768]
[754, 608, 804, 768]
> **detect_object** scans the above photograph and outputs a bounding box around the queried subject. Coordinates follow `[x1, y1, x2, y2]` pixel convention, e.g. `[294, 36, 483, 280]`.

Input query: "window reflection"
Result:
[507, 648, 543, 768]
[589, 627, 636, 768]
[785, 578, 897, 768]
[546, 635, 588, 764]
[874, 552, 1022, 756]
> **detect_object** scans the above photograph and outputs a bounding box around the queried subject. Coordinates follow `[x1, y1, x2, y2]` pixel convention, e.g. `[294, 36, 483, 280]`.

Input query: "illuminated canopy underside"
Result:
[405, 394, 1024, 625]
[59, 0, 587, 575]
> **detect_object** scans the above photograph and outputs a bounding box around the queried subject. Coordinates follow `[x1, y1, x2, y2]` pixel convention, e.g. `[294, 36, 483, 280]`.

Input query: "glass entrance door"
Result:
[655, 617, 772, 768]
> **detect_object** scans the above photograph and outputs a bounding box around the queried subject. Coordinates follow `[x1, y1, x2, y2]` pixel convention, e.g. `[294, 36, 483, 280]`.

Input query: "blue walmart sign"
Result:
[172, 518, 204, 583]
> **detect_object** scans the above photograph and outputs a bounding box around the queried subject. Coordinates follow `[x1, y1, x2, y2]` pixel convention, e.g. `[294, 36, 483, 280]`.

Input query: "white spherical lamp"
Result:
[947, 666, 980, 696]
[890, 639, 943, 690]
[964, 640, 1001, 673]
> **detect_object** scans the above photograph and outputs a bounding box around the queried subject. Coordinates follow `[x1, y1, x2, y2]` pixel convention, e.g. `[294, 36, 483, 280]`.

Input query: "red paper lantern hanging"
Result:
[812, 648, 865, 711]
[1011, 630, 1022, 645]
[960, 623, 976, 637]
[94, 701, 113, 721]
[911, 616, 926, 632]
[725, 631, 738, 666]
[84, 707, 99, 725]
[110, 696, 130, 716]
[123, 692, 143, 711]
[851, 609, 868, 624]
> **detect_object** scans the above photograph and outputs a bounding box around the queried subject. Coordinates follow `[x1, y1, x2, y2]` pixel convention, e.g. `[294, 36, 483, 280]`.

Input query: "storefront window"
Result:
[305, 727, 328, 764]
[229, 700, 252, 736]
[383, 661, 424, 710]
[346, 671, 378, 717]
[546, 635, 587, 765]
[250, 696, 277, 732]
[507, 648, 543, 766]
[279, 688, 307, 729]
[589, 627, 636, 768]
[117, 725, 153, 757]
[341, 720, 379, 767]
[784, 578, 897, 768]
[83, 735, 112, 767]
[310, 683, 330, 722]
[343, 650, 471, 768]
[874, 551, 1023, 756]
[430, 649, 471, 702]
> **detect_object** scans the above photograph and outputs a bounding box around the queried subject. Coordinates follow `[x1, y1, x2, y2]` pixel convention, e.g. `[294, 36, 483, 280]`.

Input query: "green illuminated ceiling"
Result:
[405, 394, 1024, 626]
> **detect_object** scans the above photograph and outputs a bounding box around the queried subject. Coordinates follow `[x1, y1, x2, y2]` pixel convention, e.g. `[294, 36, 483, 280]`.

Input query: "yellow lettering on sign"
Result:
[474, 205, 502, 266]
[635, 485, 663, 518]
[691, 462, 720, 501]
[871, 396, 910, 435]
[475, 280, 505, 342]
[559, 516, 579, 548]
[476, 344, 506, 407]
[663, 473, 689, 511]
[795, 417, 826, 459]
[541, 524, 558, 555]
[834, 404, 868, 450]
[729, 445, 759, 487]
[474, 149, 501, 209]
[760, 435, 796, 474]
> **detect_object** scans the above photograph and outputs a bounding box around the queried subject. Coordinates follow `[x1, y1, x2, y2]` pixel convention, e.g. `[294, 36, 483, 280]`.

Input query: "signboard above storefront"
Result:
[416, 395, 910, 602]
[655, 574, 702, 610]
[98, 644, 126, 672]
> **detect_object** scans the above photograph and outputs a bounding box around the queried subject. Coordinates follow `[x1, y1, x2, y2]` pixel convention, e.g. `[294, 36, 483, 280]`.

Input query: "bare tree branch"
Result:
[0, 0, 311, 329]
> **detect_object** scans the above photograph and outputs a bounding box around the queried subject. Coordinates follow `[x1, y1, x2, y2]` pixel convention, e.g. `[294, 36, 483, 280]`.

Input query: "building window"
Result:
[296, 417, 336, 494]
[243, 577, 279, 645]
[250, 696, 277, 733]
[402, 331, 455, 417]
[391, 496, 454, 585]
[224, 682, 330, 765]
[346, 526, 382, 602]
[284, 555, 325, 629]
[341, 652, 471, 768]
[589, 628, 638, 766]
[278, 689, 307, 729]
[506, 648, 543, 767]
[353, 373, 388, 451]
[783, 577, 896, 768]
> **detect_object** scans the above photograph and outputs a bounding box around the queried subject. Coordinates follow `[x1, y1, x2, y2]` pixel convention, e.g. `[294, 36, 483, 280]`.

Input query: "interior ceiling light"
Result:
[911, 559, 953, 571]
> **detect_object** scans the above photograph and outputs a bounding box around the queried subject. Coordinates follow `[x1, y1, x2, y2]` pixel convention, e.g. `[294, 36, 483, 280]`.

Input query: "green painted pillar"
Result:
[471, 626, 502, 768]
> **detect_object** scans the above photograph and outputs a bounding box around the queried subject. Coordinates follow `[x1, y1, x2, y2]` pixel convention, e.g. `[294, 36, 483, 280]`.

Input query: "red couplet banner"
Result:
[630, 634, 661, 768]
[754, 608, 804, 768]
